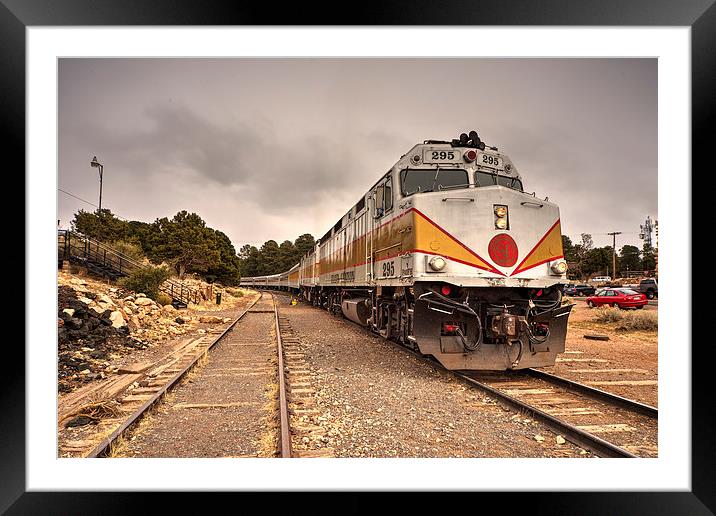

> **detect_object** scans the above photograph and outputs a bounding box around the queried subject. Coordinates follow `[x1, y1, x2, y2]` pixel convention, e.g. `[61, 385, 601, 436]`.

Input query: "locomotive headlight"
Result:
[428, 256, 447, 271]
[550, 260, 568, 275]
[494, 204, 509, 230]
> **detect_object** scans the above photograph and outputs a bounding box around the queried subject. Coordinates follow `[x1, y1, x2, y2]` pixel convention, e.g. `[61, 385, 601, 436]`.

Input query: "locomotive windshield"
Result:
[401, 168, 469, 196]
[475, 170, 523, 191]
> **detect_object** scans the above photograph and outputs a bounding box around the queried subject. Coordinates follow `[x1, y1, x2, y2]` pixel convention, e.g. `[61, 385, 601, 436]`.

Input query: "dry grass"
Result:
[257, 380, 280, 458]
[591, 306, 658, 331]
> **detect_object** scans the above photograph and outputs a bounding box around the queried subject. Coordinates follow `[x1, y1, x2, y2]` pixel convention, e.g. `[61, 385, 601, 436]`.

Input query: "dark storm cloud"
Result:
[58, 58, 657, 249]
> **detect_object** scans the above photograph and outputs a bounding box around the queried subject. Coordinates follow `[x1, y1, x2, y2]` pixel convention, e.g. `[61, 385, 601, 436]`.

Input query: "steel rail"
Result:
[525, 368, 658, 419]
[454, 371, 637, 458]
[272, 293, 293, 458]
[86, 292, 264, 458]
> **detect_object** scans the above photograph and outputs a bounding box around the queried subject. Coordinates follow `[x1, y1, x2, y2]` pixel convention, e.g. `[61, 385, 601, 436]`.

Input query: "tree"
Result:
[71, 209, 128, 242]
[257, 240, 280, 275]
[151, 211, 220, 278]
[619, 245, 641, 273]
[642, 243, 656, 271]
[294, 233, 316, 258]
[561, 235, 576, 263]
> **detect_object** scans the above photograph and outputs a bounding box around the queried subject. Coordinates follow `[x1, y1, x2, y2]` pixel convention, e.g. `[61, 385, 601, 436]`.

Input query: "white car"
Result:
[592, 276, 612, 282]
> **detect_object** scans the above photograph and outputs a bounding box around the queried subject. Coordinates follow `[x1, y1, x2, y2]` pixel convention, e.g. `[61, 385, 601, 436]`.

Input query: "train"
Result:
[240, 131, 573, 370]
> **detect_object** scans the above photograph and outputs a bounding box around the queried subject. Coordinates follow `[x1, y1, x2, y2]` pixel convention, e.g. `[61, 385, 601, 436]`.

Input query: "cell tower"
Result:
[639, 216, 655, 248]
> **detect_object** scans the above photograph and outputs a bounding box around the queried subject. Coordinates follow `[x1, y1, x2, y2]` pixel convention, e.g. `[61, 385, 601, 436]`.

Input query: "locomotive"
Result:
[240, 131, 572, 370]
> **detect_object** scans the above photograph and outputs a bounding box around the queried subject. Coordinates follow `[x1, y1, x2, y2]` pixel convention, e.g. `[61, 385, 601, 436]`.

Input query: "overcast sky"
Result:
[58, 58, 657, 252]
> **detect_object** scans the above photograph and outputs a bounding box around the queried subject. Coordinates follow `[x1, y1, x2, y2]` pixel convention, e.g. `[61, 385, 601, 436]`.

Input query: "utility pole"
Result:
[607, 231, 622, 278]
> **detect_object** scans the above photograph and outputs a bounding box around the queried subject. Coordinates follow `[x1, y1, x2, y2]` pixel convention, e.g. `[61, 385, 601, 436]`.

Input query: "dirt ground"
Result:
[543, 301, 658, 407]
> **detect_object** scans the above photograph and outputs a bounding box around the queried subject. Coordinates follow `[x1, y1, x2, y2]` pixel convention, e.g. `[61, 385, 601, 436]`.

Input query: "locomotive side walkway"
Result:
[273, 295, 592, 458]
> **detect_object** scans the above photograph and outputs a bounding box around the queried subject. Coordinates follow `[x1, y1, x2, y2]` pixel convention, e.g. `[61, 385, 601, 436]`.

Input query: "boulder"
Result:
[62, 308, 75, 317]
[175, 317, 186, 324]
[135, 297, 153, 306]
[136, 293, 147, 298]
[109, 311, 127, 328]
[78, 296, 93, 305]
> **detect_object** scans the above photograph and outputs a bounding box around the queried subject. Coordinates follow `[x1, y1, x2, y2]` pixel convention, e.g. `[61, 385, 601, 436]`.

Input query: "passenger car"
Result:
[639, 278, 658, 299]
[565, 284, 595, 297]
[586, 288, 648, 309]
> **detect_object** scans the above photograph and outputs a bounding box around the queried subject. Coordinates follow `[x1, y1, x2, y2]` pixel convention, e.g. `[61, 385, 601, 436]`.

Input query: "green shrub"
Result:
[592, 306, 624, 324]
[156, 292, 173, 306]
[591, 305, 658, 331]
[618, 311, 658, 331]
[226, 287, 244, 297]
[119, 266, 171, 301]
[110, 240, 146, 263]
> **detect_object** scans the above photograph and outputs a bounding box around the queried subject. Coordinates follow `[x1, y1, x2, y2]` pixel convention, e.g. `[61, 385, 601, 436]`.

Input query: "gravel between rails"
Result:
[278, 297, 594, 458]
[113, 297, 278, 458]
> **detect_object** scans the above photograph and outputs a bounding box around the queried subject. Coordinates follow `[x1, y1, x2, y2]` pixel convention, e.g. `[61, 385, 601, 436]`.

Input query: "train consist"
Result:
[240, 131, 572, 370]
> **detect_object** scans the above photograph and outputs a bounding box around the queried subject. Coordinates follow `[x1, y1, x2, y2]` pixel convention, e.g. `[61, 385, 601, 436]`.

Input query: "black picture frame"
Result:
[5, 1, 711, 513]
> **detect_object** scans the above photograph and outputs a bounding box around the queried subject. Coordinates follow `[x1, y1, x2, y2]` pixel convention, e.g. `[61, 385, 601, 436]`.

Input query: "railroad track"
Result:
[84, 291, 293, 458]
[455, 369, 657, 458]
[278, 292, 657, 459]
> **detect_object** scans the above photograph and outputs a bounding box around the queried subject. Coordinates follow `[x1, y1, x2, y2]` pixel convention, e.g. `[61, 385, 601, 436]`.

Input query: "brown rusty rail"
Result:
[272, 293, 293, 458]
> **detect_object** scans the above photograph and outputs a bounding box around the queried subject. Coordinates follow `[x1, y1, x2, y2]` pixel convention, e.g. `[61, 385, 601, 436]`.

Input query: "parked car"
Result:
[639, 278, 658, 299]
[564, 284, 596, 297]
[586, 288, 648, 309]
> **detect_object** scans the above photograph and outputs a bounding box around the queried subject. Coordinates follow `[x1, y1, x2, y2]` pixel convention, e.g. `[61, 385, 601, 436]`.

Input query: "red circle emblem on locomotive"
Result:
[488, 234, 518, 268]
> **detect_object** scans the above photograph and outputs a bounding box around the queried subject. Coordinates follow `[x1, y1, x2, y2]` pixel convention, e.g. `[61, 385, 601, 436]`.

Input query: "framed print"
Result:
[4, 0, 712, 512]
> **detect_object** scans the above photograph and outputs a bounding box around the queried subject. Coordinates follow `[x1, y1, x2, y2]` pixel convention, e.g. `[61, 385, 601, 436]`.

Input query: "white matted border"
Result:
[28, 27, 689, 491]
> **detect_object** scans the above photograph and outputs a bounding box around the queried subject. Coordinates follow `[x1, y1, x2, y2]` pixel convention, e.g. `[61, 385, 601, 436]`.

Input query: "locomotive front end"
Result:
[399, 134, 573, 370]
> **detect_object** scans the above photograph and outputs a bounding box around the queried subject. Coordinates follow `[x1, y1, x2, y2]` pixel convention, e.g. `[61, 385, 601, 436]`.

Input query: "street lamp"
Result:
[90, 156, 104, 211]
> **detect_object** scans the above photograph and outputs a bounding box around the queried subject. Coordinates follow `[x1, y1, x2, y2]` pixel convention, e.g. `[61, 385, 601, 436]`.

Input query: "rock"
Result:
[98, 294, 114, 305]
[556, 436, 566, 445]
[222, 317, 232, 323]
[70, 278, 87, 286]
[175, 317, 186, 324]
[62, 308, 75, 317]
[136, 293, 147, 298]
[109, 311, 127, 328]
[199, 315, 223, 324]
[534, 434, 545, 442]
[135, 297, 153, 306]
[67, 318, 83, 329]
[78, 296, 93, 305]
[65, 415, 95, 427]
[123, 295, 136, 302]
[58, 318, 64, 327]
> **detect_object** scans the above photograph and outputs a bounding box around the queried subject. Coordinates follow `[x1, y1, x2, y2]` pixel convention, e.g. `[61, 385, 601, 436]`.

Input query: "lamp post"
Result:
[90, 156, 104, 211]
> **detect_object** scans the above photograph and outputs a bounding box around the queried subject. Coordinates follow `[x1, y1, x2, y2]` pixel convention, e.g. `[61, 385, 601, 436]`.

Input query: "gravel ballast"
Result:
[279, 297, 593, 458]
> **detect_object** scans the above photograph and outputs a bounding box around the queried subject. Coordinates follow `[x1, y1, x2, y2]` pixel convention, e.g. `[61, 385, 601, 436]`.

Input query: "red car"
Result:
[586, 288, 648, 309]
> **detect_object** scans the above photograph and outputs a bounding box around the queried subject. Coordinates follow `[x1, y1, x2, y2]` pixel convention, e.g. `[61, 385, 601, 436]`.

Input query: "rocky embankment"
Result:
[57, 274, 233, 393]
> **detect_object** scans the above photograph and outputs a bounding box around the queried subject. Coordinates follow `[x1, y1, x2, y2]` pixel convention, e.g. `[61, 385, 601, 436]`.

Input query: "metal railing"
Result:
[58, 230, 201, 305]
